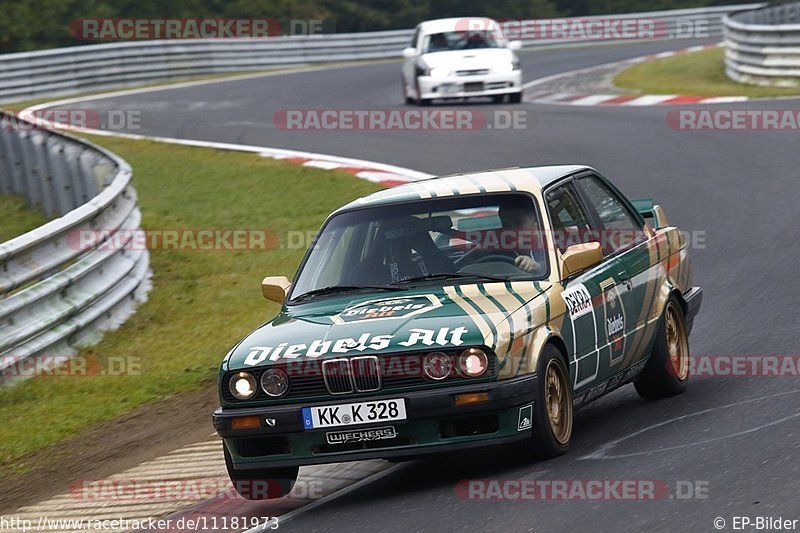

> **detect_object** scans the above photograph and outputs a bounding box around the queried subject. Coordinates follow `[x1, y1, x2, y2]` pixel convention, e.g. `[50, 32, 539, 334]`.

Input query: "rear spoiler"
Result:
[631, 198, 669, 229]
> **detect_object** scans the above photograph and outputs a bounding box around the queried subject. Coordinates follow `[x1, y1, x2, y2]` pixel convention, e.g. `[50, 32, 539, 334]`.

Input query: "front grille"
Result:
[222, 348, 497, 404]
[457, 69, 489, 76]
[351, 356, 381, 392]
[322, 358, 354, 394]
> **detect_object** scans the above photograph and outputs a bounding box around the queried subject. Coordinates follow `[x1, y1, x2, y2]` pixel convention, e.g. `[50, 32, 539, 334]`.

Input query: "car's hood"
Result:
[420, 48, 516, 70]
[225, 284, 548, 370]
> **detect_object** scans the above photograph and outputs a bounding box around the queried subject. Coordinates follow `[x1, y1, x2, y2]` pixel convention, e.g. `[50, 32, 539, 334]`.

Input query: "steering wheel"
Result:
[473, 253, 517, 265]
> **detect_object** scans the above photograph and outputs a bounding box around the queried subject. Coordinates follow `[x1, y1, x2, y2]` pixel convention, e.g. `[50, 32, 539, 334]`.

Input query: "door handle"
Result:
[618, 271, 632, 290]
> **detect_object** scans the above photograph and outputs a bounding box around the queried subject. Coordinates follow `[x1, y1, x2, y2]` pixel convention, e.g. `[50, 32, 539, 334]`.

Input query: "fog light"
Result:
[457, 348, 489, 377]
[260, 368, 289, 397]
[229, 372, 257, 400]
[423, 352, 452, 380]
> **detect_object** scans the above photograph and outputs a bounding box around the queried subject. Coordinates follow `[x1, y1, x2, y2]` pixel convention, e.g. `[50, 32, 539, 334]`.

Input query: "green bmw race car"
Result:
[212, 165, 702, 499]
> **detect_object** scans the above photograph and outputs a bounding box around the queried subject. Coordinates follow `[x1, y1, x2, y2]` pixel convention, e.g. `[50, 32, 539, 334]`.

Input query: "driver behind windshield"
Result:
[498, 205, 546, 274]
[427, 33, 449, 53]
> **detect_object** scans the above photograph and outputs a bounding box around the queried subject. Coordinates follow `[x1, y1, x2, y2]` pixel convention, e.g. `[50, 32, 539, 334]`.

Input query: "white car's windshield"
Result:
[424, 31, 504, 53]
[289, 193, 549, 301]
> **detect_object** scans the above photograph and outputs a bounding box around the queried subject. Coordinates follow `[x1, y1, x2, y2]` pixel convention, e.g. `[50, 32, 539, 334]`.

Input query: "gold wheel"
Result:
[665, 301, 689, 381]
[544, 358, 572, 445]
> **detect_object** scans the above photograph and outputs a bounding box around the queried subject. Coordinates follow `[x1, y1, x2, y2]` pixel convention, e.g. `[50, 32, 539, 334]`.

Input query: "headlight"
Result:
[423, 351, 453, 380]
[456, 348, 489, 377]
[229, 371, 257, 400]
[260, 368, 289, 397]
[429, 66, 451, 79]
[493, 62, 515, 75]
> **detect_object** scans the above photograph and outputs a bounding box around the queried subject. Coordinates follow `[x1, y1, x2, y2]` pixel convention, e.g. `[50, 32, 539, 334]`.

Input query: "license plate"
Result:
[464, 82, 484, 92]
[302, 399, 406, 430]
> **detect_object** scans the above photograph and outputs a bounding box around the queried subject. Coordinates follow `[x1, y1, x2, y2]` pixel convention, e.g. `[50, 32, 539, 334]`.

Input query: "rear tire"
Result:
[634, 296, 690, 399]
[520, 344, 573, 459]
[224, 446, 298, 500]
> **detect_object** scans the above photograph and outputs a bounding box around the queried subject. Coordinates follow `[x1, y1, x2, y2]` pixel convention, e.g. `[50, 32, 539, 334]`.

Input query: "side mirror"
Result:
[261, 276, 292, 303]
[508, 40, 522, 51]
[402, 47, 417, 59]
[560, 242, 603, 279]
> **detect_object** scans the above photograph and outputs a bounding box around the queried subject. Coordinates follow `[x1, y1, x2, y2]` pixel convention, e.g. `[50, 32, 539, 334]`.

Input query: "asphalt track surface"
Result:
[57, 38, 800, 532]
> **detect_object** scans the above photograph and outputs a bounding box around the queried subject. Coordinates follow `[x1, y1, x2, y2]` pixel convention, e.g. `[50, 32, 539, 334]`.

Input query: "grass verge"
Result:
[0, 136, 381, 471]
[614, 47, 800, 98]
[0, 195, 48, 242]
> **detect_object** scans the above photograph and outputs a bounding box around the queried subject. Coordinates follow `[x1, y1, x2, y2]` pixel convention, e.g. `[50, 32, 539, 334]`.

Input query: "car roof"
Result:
[339, 165, 593, 211]
[417, 18, 496, 35]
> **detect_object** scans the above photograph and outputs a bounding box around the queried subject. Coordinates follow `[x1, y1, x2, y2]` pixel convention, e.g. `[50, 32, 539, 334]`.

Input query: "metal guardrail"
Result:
[724, 2, 800, 86]
[0, 110, 150, 384]
[0, 4, 764, 103]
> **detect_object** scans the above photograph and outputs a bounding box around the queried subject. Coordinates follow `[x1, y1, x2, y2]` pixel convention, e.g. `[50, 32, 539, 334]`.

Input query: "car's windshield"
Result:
[289, 193, 548, 301]
[424, 30, 504, 53]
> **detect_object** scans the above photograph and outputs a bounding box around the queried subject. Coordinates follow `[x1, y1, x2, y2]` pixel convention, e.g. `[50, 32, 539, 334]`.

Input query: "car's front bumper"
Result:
[417, 71, 522, 100]
[213, 374, 536, 469]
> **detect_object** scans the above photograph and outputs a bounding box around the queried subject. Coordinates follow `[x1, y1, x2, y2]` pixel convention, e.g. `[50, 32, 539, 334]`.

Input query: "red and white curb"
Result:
[526, 91, 749, 106]
[18, 108, 433, 189]
[524, 44, 750, 106]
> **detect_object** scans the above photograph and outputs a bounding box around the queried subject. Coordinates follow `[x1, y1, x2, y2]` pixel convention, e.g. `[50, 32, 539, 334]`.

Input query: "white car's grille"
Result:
[456, 69, 489, 77]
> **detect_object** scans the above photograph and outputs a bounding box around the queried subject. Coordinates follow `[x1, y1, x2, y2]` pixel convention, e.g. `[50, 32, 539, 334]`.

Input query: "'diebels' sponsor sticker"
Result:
[331, 294, 442, 325]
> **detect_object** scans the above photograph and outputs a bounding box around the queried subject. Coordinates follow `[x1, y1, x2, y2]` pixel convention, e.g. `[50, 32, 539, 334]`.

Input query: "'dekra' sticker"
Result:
[561, 283, 592, 320]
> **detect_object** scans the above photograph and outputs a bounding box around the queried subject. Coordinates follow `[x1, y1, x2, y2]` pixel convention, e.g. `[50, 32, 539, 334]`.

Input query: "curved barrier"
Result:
[0, 110, 150, 384]
[724, 2, 800, 86]
[0, 4, 763, 103]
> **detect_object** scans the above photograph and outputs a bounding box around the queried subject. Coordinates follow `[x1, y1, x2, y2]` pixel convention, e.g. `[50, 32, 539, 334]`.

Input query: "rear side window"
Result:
[576, 175, 645, 253]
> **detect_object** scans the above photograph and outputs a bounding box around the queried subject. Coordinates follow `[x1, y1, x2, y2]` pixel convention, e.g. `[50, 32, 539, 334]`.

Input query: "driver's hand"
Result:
[515, 255, 541, 273]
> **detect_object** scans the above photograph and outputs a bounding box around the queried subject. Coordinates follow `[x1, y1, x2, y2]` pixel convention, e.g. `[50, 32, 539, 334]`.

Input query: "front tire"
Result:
[224, 446, 298, 500]
[634, 296, 690, 399]
[522, 344, 573, 459]
[509, 92, 523, 103]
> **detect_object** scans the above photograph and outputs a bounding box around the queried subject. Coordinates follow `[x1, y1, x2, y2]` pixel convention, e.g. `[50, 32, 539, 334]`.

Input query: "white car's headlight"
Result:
[429, 66, 451, 79]
[493, 62, 515, 75]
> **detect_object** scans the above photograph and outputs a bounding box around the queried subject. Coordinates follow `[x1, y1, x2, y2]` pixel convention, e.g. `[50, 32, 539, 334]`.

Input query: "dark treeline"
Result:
[0, 0, 759, 53]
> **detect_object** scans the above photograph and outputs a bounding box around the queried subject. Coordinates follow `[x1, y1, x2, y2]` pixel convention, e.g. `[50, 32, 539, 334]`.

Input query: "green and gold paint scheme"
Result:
[215, 166, 699, 468]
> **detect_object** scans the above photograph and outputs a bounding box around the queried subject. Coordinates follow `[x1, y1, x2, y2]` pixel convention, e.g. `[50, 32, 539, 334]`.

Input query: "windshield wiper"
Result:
[290, 285, 401, 303]
[390, 273, 510, 286]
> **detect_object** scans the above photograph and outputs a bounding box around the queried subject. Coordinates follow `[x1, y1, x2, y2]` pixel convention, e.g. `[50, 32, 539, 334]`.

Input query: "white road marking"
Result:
[580, 388, 800, 460]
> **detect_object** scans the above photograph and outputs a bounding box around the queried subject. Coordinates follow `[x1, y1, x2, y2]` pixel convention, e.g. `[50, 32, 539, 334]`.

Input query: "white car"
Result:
[401, 18, 523, 105]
